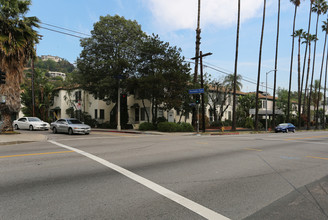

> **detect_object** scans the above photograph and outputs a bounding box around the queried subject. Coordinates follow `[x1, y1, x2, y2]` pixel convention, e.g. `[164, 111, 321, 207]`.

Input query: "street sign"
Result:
[188, 88, 204, 94]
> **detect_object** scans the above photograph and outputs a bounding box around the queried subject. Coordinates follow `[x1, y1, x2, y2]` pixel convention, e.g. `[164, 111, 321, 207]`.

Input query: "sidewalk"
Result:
[0, 133, 47, 145]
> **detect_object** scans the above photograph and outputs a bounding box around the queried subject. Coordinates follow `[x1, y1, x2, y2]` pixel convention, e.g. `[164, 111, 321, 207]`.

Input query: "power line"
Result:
[40, 26, 85, 39]
[40, 22, 91, 37]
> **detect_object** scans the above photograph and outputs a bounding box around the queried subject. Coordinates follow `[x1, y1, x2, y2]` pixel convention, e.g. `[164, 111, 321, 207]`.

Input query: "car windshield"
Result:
[28, 117, 41, 122]
[67, 119, 82, 124]
[279, 123, 288, 126]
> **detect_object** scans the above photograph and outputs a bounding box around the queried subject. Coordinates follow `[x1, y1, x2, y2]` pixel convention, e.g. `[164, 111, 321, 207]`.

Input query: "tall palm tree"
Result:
[309, 0, 327, 129]
[272, 0, 281, 130]
[301, 0, 315, 117]
[302, 33, 317, 129]
[287, 0, 301, 122]
[232, 0, 241, 131]
[0, 0, 39, 132]
[293, 29, 306, 128]
[316, 18, 328, 128]
[323, 32, 328, 128]
[255, 0, 267, 130]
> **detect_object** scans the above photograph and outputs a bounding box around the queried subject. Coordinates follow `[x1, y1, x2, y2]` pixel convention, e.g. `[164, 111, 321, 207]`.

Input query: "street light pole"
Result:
[266, 69, 277, 132]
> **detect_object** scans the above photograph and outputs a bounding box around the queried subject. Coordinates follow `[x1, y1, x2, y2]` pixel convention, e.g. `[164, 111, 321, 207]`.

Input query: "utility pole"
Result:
[192, 52, 212, 133]
[31, 59, 35, 117]
[193, 0, 201, 84]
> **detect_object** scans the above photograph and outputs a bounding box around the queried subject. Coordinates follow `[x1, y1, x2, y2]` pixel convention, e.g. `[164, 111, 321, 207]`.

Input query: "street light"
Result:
[266, 69, 277, 132]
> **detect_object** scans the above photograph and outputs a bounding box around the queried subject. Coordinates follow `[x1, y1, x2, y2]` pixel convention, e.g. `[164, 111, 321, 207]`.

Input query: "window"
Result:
[75, 91, 82, 102]
[228, 111, 232, 120]
[135, 108, 139, 122]
[262, 100, 267, 109]
[94, 109, 98, 119]
[176, 109, 180, 116]
[158, 109, 164, 118]
[185, 112, 189, 119]
[100, 109, 105, 119]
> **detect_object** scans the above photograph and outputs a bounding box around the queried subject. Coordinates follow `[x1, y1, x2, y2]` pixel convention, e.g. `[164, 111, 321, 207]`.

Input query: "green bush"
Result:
[139, 122, 155, 131]
[157, 122, 194, 132]
[245, 117, 254, 129]
[223, 120, 232, 126]
[210, 121, 224, 128]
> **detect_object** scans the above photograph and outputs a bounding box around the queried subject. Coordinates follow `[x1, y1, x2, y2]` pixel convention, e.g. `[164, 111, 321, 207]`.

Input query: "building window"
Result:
[75, 91, 82, 102]
[262, 100, 267, 109]
[100, 109, 105, 119]
[185, 112, 189, 119]
[228, 111, 232, 120]
[95, 109, 98, 119]
[135, 108, 139, 122]
[158, 109, 164, 118]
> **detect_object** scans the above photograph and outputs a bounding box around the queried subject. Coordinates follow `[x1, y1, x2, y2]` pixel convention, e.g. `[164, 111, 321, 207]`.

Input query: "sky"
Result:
[27, 0, 328, 94]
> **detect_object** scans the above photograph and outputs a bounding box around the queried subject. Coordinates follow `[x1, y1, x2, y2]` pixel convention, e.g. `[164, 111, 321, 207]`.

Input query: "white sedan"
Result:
[13, 117, 50, 131]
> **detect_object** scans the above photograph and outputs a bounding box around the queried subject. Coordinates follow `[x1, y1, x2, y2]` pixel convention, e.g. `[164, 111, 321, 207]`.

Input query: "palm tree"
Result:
[323, 32, 328, 128]
[287, 0, 301, 122]
[309, 0, 327, 129]
[302, 33, 317, 129]
[301, 0, 315, 118]
[272, 0, 281, 130]
[316, 18, 328, 128]
[232, 0, 241, 131]
[0, 0, 39, 132]
[292, 29, 306, 128]
[255, 0, 267, 130]
[223, 74, 242, 91]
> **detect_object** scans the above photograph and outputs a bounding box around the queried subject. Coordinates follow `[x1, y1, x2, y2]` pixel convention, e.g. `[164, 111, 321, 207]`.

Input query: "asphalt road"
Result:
[1, 130, 328, 219]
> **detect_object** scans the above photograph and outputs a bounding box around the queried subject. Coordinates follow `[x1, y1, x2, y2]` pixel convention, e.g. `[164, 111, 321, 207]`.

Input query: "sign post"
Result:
[189, 89, 204, 135]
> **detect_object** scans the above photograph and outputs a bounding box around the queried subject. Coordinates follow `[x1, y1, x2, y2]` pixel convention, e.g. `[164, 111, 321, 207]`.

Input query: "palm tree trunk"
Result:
[324, 40, 328, 128]
[287, 5, 298, 122]
[301, 1, 313, 114]
[304, 42, 312, 129]
[316, 19, 328, 129]
[255, 0, 266, 130]
[232, 0, 240, 131]
[309, 13, 320, 129]
[272, 0, 280, 130]
[298, 36, 301, 128]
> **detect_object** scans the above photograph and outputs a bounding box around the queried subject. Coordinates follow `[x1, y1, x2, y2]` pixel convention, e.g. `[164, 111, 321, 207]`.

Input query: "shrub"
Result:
[157, 122, 194, 132]
[178, 122, 194, 132]
[139, 122, 155, 131]
[223, 119, 232, 126]
[245, 117, 254, 129]
[158, 122, 178, 132]
[210, 121, 224, 128]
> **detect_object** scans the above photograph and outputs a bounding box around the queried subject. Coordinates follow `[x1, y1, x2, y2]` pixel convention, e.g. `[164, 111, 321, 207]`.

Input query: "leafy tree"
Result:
[0, 0, 39, 131]
[131, 34, 190, 124]
[236, 93, 260, 127]
[76, 15, 145, 127]
[76, 15, 144, 103]
[21, 69, 55, 122]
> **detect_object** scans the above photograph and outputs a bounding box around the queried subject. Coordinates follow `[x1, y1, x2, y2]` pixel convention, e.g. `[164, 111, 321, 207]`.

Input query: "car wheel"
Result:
[85, 132, 90, 135]
[53, 127, 57, 134]
[68, 128, 73, 135]
[29, 125, 34, 131]
[14, 124, 19, 130]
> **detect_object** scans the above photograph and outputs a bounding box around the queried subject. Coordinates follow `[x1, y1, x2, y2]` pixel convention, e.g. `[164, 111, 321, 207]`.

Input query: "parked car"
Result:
[275, 123, 295, 133]
[13, 117, 50, 131]
[51, 118, 91, 135]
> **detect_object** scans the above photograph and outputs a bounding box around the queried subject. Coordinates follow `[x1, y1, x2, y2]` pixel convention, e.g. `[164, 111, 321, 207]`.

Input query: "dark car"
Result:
[275, 123, 295, 133]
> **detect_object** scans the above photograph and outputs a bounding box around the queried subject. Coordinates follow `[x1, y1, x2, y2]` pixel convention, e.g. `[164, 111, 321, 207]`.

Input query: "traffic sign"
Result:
[188, 88, 204, 94]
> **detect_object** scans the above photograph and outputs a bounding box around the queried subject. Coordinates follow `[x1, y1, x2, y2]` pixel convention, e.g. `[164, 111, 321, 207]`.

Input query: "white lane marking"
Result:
[48, 140, 230, 220]
[54, 136, 143, 141]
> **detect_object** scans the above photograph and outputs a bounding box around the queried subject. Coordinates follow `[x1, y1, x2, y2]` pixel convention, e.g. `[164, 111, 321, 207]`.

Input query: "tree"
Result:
[292, 29, 305, 128]
[302, 33, 317, 129]
[301, 0, 315, 104]
[131, 34, 191, 125]
[232, 0, 241, 131]
[76, 15, 145, 126]
[236, 93, 260, 127]
[272, 0, 281, 129]
[316, 19, 328, 128]
[0, 0, 39, 132]
[255, 0, 266, 130]
[21, 68, 55, 122]
[309, 0, 327, 128]
[287, 0, 301, 122]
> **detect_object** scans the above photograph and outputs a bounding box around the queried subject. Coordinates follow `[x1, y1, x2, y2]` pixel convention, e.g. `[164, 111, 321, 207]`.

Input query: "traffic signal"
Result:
[195, 94, 200, 104]
[0, 69, 5, 85]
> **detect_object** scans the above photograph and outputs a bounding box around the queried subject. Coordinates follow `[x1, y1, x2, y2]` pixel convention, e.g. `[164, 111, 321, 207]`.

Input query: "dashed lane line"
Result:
[48, 140, 230, 220]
